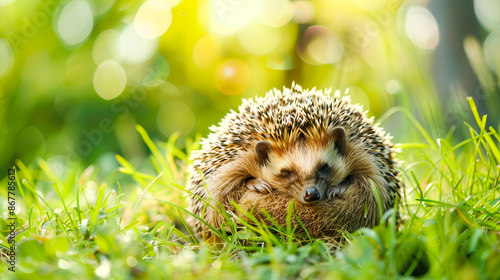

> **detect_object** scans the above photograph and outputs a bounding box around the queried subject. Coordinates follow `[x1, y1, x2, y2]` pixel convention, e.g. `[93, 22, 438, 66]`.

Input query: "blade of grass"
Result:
[37, 159, 77, 232]
[89, 183, 106, 233]
[468, 97, 500, 164]
[177, 208, 198, 245]
[154, 198, 229, 243]
[123, 172, 163, 229]
[136, 125, 171, 179]
[20, 180, 74, 244]
[370, 181, 384, 223]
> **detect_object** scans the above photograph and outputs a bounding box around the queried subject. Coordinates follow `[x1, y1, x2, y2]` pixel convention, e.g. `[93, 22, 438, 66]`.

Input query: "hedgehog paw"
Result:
[246, 178, 272, 194]
[327, 186, 347, 199]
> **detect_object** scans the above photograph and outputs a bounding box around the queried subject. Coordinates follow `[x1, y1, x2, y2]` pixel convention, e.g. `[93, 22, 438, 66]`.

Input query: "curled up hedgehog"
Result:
[187, 83, 401, 243]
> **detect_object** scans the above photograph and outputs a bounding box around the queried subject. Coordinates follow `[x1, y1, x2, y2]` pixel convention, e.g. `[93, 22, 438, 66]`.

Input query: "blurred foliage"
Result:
[1, 0, 498, 176]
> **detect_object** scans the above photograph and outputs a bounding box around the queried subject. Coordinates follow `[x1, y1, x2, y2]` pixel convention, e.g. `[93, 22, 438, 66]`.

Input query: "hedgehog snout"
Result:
[303, 188, 320, 202]
[302, 179, 329, 202]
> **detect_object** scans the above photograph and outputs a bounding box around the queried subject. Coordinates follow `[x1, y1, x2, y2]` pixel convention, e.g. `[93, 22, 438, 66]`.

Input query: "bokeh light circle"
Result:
[385, 79, 401, 94]
[257, 0, 294, 27]
[57, 0, 94, 46]
[93, 30, 123, 64]
[298, 26, 344, 65]
[0, 38, 14, 78]
[134, 0, 172, 39]
[209, 0, 260, 35]
[483, 32, 500, 74]
[237, 22, 280, 55]
[157, 102, 195, 138]
[214, 59, 250, 95]
[118, 24, 158, 64]
[193, 36, 221, 69]
[405, 6, 439, 50]
[293, 1, 314, 23]
[474, 0, 500, 31]
[93, 60, 127, 100]
[326, 36, 344, 63]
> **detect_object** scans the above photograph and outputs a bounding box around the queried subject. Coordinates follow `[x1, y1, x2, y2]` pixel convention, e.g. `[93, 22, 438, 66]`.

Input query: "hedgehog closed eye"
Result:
[317, 164, 330, 178]
[279, 169, 292, 178]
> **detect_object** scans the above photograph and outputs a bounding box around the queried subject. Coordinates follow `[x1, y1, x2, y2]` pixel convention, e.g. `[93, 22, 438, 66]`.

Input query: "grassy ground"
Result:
[1, 98, 500, 280]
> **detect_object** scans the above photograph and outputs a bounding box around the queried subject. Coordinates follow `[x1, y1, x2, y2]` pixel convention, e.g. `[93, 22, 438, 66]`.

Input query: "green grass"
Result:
[1, 100, 500, 280]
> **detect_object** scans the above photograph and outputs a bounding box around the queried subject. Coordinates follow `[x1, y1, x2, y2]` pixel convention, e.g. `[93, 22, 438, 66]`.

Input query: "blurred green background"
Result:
[0, 0, 499, 178]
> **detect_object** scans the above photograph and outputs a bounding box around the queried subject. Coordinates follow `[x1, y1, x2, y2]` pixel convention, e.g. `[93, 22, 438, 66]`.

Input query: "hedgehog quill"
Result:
[188, 83, 401, 243]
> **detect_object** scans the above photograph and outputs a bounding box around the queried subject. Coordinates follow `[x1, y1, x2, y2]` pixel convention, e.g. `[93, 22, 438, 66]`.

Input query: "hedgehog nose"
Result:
[303, 188, 320, 202]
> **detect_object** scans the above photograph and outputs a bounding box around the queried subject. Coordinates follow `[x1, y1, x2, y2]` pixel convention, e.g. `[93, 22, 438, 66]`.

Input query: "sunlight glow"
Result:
[474, 0, 500, 31]
[385, 79, 401, 94]
[298, 26, 344, 65]
[118, 24, 158, 64]
[257, 0, 294, 27]
[0, 38, 14, 78]
[215, 59, 250, 95]
[57, 0, 93, 46]
[209, 0, 260, 35]
[134, 0, 172, 39]
[292, 1, 314, 23]
[405, 6, 439, 50]
[483, 32, 500, 74]
[93, 30, 123, 64]
[93, 60, 127, 100]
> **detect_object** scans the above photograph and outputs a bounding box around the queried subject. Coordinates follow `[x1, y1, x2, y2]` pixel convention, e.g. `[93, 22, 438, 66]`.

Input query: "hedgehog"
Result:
[187, 83, 401, 243]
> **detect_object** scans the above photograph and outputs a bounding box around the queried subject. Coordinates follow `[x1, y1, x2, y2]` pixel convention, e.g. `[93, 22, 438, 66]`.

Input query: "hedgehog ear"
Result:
[255, 141, 272, 166]
[328, 126, 346, 156]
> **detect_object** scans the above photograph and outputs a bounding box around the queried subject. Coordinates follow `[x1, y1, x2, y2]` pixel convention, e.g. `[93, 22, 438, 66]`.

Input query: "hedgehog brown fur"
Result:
[187, 83, 401, 243]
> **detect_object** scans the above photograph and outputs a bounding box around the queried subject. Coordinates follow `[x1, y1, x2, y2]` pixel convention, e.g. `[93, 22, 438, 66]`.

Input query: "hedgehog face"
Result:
[255, 142, 350, 204]
[247, 127, 379, 205]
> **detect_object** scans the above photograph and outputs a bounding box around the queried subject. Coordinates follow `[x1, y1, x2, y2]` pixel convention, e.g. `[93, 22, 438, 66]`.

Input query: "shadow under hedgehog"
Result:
[187, 83, 401, 243]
